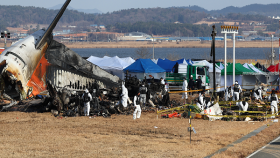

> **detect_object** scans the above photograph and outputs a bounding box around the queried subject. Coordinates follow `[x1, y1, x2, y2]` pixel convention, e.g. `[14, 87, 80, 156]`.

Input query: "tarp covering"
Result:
[221, 63, 254, 75]
[157, 58, 186, 72]
[193, 60, 221, 73]
[267, 63, 280, 72]
[125, 59, 165, 73]
[254, 62, 269, 72]
[93, 56, 134, 70]
[124, 59, 166, 79]
[87, 56, 135, 79]
[216, 62, 224, 70]
[186, 59, 194, 65]
[243, 63, 264, 73]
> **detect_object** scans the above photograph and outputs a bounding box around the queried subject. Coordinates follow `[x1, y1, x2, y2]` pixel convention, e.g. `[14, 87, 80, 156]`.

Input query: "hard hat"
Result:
[84, 89, 89, 93]
[190, 75, 193, 77]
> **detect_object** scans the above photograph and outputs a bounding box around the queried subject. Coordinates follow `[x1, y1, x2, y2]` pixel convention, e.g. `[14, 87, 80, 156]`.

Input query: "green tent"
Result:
[221, 63, 254, 75]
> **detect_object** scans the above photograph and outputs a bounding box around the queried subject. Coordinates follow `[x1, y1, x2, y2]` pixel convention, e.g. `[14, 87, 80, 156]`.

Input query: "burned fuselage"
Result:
[0, 30, 49, 100]
[0, 0, 120, 100]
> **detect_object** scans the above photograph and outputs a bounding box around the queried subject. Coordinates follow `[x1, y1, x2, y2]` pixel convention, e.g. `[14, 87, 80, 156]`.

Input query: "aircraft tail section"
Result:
[35, 0, 71, 49]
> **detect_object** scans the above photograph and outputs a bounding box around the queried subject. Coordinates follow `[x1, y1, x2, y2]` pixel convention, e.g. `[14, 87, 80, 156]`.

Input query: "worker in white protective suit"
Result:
[121, 83, 129, 108]
[236, 100, 249, 112]
[182, 77, 188, 103]
[82, 89, 92, 116]
[216, 84, 220, 92]
[133, 92, 142, 119]
[225, 86, 233, 101]
[254, 86, 262, 100]
[196, 90, 205, 111]
[268, 89, 278, 116]
[233, 81, 242, 101]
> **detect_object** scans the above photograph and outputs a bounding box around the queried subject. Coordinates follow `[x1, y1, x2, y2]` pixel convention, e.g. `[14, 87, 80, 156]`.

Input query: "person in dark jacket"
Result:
[188, 75, 195, 95]
[172, 62, 179, 73]
[195, 76, 202, 94]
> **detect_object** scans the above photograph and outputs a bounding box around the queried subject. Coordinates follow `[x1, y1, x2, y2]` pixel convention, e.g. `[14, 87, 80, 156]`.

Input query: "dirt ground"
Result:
[0, 109, 278, 158]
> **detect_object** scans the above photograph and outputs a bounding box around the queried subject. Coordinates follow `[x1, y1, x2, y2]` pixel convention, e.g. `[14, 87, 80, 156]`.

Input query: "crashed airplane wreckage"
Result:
[0, 0, 120, 101]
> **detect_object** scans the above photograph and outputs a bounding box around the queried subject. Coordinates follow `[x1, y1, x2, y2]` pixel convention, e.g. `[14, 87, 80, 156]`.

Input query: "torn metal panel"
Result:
[44, 40, 120, 89]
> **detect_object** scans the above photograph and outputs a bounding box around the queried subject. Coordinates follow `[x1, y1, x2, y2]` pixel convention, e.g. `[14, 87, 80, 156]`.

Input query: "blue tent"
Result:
[157, 58, 186, 72]
[124, 59, 165, 73]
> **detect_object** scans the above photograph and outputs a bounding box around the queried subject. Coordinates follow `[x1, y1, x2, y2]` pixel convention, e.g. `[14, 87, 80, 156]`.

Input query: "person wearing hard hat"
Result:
[232, 81, 242, 101]
[254, 86, 262, 100]
[188, 75, 195, 95]
[82, 89, 92, 116]
[268, 89, 278, 116]
[182, 77, 188, 104]
[133, 92, 142, 119]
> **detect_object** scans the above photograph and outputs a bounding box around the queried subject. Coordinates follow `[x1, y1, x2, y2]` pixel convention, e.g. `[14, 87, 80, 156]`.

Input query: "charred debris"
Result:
[0, 71, 181, 117]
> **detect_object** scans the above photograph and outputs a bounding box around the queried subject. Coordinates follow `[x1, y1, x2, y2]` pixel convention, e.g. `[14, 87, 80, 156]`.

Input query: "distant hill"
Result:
[0, 6, 206, 27]
[178, 4, 280, 16]
[48, 4, 103, 14]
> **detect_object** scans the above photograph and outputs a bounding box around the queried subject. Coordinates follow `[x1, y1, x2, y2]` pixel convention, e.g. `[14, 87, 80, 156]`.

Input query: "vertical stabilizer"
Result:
[35, 0, 71, 49]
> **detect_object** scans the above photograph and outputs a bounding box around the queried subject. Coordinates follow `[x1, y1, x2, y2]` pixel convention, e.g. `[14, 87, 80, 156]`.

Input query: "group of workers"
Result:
[181, 75, 203, 101]
[225, 80, 278, 115]
[80, 76, 279, 118]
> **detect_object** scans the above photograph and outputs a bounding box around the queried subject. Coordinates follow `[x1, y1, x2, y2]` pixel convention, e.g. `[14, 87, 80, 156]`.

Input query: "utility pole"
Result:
[279, 20, 280, 87]
[211, 25, 217, 92]
[272, 34, 274, 65]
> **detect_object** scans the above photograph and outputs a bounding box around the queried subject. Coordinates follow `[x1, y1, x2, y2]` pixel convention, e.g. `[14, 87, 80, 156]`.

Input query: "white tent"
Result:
[87, 56, 103, 64]
[192, 60, 222, 91]
[87, 56, 135, 79]
[243, 63, 264, 74]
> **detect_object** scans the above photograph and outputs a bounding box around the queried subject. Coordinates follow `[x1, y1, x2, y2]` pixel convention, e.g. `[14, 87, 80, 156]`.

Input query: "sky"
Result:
[1, 0, 280, 13]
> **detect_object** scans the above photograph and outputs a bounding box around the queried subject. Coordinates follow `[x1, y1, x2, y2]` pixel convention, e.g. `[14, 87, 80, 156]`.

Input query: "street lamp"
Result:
[1, 31, 11, 48]
[221, 25, 238, 86]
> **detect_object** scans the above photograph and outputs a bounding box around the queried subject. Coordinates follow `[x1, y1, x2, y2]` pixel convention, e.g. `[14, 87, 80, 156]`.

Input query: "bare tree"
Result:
[264, 50, 274, 65]
[167, 52, 180, 61]
[135, 47, 152, 59]
[200, 51, 211, 61]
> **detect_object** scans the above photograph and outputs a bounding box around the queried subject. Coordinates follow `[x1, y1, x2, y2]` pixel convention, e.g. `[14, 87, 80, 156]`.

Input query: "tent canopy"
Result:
[255, 62, 269, 72]
[243, 63, 264, 73]
[124, 59, 166, 73]
[267, 63, 280, 72]
[193, 60, 221, 73]
[221, 63, 254, 75]
[157, 58, 186, 72]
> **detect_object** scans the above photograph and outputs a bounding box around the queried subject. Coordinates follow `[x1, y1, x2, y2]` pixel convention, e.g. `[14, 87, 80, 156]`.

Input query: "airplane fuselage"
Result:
[0, 30, 48, 99]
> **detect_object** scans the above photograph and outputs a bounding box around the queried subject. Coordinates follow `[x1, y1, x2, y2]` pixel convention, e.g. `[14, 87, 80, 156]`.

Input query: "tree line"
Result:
[111, 22, 223, 37]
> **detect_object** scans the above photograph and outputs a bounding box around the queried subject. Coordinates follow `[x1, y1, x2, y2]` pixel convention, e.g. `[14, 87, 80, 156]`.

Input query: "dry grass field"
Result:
[0, 110, 278, 158]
